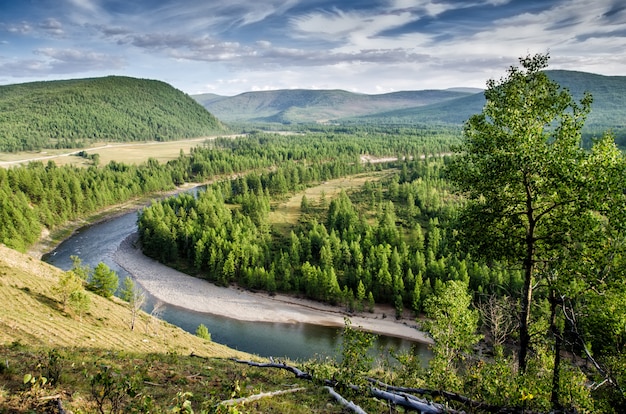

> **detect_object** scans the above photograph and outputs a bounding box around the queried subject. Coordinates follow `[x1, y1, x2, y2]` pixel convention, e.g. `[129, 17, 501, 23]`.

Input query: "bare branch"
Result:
[218, 387, 306, 408]
[324, 387, 367, 414]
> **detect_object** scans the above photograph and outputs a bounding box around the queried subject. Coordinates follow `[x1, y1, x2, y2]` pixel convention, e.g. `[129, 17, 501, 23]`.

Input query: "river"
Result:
[43, 207, 431, 362]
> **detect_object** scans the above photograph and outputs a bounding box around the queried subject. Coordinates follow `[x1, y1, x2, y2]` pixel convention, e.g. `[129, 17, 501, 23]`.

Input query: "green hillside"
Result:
[351, 70, 626, 143]
[0, 76, 226, 152]
[193, 89, 472, 123]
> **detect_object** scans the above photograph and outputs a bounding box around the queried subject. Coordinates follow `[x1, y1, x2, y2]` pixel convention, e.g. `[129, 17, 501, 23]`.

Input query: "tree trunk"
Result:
[519, 241, 534, 372]
[519, 191, 536, 373]
[549, 290, 563, 411]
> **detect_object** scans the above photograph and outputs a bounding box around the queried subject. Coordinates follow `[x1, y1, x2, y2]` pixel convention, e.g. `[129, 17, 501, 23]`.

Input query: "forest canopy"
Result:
[0, 76, 226, 152]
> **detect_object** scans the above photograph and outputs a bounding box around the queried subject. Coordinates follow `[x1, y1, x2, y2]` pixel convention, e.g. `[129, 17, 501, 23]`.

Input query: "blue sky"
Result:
[1, 0, 625, 95]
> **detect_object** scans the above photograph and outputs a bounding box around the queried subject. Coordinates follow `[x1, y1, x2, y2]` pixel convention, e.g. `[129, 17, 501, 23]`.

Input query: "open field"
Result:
[0, 135, 238, 167]
[269, 170, 394, 235]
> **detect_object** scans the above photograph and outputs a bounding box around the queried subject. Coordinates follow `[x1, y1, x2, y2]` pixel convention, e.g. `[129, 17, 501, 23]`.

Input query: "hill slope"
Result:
[0, 76, 226, 152]
[193, 89, 474, 123]
[0, 245, 370, 413]
[352, 70, 626, 141]
[0, 243, 242, 357]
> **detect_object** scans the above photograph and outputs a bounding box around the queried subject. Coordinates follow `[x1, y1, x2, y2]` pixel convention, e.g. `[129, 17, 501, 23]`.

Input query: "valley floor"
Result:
[114, 233, 432, 344]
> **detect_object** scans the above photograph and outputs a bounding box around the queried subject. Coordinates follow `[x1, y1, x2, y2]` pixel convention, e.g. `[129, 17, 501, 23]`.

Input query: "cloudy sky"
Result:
[1, 0, 625, 96]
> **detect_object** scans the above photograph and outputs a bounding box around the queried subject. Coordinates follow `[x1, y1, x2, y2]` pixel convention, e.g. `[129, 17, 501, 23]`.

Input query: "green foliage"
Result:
[53, 270, 84, 309]
[90, 364, 139, 414]
[87, 262, 119, 298]
[68, 289, 91, 319]
[423, 280, 481, 390]
[42, 349, 63, 385]
[0, 76, 225, 152]
[336, 318, 376, 388]
[195, 324, 212, 341]
[447, 53, 626, 376]
[23, 373, 47, 388]
[70, 255, 90, 280]
[170, 391, 195, 414]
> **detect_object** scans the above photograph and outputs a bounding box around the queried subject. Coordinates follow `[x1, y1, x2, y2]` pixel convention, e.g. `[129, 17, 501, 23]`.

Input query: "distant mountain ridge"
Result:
[0, 76, 225, 152]
[192, 70, 626, 143]
[193, 88, 476, 123]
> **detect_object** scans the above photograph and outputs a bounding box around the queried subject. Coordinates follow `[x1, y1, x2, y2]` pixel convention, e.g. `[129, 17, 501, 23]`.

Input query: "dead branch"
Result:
[231, 357, 313, 380]
[218, 387, 306, 407]
[38, 394, 63, 401]
[189, 351, 208, 359]
[368, 377, 500, 412]
[325, 386, 367, 414]
[369, 386, 451, 413]
[38, 394, 67, 414]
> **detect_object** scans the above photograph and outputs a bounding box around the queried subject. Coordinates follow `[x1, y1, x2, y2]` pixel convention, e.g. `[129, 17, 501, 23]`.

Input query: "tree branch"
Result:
[324, 386, 368, 414]
[231, 357, 313, 380]
[218, 387, 306, 408]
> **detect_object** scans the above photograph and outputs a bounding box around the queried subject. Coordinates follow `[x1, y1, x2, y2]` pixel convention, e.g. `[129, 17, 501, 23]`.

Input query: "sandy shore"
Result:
[114, 233, 432, 344]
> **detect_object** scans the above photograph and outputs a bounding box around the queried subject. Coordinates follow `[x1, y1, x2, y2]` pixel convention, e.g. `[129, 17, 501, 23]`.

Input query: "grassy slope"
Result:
[0, 244, 242, 357]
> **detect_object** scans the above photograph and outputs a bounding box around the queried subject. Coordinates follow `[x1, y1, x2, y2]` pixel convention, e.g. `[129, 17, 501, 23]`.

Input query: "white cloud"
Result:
[38, 18, 65, 37]
[33, 47, 126, 73]
[3, 21, 33, 35]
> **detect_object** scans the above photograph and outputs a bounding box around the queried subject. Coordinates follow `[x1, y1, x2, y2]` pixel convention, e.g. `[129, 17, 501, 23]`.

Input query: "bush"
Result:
[195, 324, 211, 341]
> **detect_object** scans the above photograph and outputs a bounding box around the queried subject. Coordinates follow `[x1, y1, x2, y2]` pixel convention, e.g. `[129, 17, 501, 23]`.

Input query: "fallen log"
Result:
[367, 378, 554, 413]
[367, 377, 497, 412]
[231, 358, 523, 413]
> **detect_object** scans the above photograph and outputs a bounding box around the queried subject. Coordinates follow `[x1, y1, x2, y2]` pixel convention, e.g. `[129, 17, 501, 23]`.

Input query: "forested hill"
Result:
[193, 70, 626, 145]
[0, 76, 226, 152]
[349, 70, 626, 143]
[192, 88, 477, 123]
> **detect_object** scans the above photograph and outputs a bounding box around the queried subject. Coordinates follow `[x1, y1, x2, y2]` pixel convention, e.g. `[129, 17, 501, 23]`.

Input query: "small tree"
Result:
[476, 294, 518, 353]
[53, 270, 84, 309]
[88, 262, 119, 298]
[70, 255, 90, 280]
[68, 289, 90, 320]
[447, 53, 626, 378]
[337, 318, 376, 388]
[423, 280, 481, 390]
[195, 324, 211, 341]
[300, 194, 310, 213]
[120, 277, 145, 331]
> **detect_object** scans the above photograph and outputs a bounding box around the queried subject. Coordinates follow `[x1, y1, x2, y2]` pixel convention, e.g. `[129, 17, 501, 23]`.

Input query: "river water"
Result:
[43, 207, 431, 362]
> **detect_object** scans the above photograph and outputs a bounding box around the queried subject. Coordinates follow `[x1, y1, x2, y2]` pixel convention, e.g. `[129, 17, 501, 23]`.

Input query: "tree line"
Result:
[0, 128, 456, 252]
[138, 155, 523, 319]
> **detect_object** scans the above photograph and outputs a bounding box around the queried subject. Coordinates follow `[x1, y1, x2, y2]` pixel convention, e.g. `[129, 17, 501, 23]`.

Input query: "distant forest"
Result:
[0, 76, 225, 152]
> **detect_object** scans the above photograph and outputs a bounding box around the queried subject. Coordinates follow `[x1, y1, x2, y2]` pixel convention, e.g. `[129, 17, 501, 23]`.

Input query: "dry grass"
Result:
[0, 135, 239, 168]
[0, 243, 246, 359]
